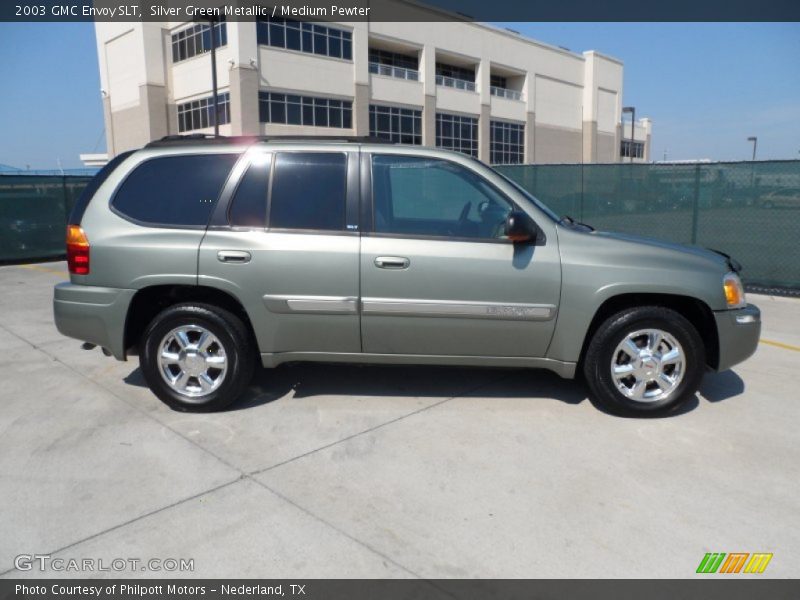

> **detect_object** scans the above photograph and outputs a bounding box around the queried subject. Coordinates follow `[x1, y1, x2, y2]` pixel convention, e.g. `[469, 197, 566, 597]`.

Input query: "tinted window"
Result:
[69, 150, 135, 225]
[112, 154, 238, 226]
[229, 157, 270, 227]
[371, 155, 513, 239]
[269, 153, 346, 231]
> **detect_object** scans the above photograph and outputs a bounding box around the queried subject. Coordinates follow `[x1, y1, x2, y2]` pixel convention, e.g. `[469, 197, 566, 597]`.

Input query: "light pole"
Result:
[622, 106, 635, 163]
[747, 136, 757, 161]
[194, 15, 221, 137]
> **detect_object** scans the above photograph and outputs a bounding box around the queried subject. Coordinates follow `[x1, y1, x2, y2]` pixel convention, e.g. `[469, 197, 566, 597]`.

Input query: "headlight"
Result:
[723, 272, 746, 308]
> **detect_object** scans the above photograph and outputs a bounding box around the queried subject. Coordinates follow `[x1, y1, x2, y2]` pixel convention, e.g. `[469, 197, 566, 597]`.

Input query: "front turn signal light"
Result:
[723, 272, 745, 308]
[66, 225, 90, 275]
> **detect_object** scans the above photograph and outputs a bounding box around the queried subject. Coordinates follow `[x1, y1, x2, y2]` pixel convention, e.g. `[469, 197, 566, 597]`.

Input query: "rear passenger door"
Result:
[198, 147, 361, 358]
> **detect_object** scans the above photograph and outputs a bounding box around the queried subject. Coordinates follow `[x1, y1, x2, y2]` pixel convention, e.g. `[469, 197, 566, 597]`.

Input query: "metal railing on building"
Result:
[369, 62, 420, 81]
[435, 74, 476, 92]
[490, 86, 523, 101]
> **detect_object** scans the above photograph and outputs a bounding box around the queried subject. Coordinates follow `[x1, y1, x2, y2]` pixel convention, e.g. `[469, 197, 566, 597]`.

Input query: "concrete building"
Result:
[94, 8, 652, 164]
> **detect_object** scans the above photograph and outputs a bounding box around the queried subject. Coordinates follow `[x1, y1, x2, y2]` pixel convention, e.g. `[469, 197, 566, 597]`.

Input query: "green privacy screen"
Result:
[497, 160, 800, 289]
[0, 175, 92, 262]
[1, 161, 799, 289]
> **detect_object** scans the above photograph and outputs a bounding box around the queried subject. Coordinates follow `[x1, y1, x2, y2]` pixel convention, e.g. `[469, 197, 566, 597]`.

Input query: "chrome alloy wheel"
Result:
[610, 329, 685, 403]
[157, 325, 228, 401]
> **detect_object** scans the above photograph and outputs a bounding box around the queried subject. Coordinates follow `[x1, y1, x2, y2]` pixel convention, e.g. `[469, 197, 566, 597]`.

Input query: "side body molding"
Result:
[264, 294, 556, 321]
[263, 295, 359, 315]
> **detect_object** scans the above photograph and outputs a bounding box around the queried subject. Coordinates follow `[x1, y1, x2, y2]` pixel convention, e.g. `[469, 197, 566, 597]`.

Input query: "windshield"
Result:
[493, 171, 560, 222]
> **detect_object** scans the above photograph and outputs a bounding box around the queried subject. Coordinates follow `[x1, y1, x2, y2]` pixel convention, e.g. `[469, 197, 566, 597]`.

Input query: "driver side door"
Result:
[359, 153, 561, 358]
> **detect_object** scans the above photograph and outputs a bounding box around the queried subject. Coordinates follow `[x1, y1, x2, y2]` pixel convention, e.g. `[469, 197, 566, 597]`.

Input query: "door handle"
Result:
[374, 256, 410, 269]
[217, 250, 251, 264]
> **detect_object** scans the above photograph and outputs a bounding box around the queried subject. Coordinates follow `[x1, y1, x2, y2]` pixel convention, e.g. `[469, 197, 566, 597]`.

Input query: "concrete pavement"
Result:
[0, 261, 797, 578]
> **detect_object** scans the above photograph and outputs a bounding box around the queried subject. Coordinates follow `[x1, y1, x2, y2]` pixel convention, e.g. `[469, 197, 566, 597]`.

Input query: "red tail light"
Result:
[66, 225, 90, 275]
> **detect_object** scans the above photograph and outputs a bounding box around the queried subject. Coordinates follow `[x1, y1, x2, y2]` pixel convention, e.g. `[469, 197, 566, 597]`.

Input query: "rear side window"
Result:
[228, 157, 270, 228]
[269, 152, 346, 231]
[68, 150, 135, 225]
[112, 154, 239, 227]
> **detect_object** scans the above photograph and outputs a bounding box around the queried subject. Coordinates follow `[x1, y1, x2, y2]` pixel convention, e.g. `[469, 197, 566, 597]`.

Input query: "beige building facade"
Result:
[95, 12, 652, 164]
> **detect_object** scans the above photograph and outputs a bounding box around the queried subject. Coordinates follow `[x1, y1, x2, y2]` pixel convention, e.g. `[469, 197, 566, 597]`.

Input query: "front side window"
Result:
[112, 154, 239, 227]
[269, 153, 347, 231]
[371, 155, 514, 240]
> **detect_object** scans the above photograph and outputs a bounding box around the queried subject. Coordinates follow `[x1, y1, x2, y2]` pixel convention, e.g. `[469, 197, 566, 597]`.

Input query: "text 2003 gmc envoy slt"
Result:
[54, 136, 760, 416]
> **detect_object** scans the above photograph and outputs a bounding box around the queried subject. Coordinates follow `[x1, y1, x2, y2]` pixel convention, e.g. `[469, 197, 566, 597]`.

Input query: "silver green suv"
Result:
[53, 136, 760, 416]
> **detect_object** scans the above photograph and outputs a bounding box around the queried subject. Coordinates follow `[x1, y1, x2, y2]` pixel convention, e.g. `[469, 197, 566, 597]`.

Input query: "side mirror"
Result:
[505, 211, 537, 243]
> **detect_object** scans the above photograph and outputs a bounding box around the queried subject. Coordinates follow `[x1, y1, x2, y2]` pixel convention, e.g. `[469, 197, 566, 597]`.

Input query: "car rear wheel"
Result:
[140, 303, 255, 412]
[583, 306, 705, 416]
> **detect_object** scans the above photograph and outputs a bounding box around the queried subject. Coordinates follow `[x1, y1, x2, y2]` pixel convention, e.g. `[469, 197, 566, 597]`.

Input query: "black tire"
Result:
[139, 303, 256, 412]
[582, 306, 705, 417]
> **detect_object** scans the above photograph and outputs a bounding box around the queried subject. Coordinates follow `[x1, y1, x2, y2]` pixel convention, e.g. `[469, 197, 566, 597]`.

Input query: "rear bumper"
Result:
[713, 303, 761, 372]
[53, 282, 135, 360]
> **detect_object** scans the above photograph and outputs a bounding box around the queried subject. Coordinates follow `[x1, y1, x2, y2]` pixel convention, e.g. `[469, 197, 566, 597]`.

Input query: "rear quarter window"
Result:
[68, 150, 135, 225]
[112, 153, 239, 227]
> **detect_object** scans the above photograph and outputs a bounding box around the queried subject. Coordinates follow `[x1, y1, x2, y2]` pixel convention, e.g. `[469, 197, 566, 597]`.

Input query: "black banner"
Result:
[2, 0, 800, 22]
[2, 580, 800, 600]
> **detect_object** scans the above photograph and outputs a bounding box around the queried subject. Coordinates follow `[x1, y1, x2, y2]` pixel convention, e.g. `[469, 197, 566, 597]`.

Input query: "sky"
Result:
[0, 21, 798, 169]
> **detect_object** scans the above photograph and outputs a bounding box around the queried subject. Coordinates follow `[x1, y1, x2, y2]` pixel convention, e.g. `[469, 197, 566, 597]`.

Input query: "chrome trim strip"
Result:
[263, 295, 358, 315]
[735, 314, 757, 324]
[361, 298, 556, 321]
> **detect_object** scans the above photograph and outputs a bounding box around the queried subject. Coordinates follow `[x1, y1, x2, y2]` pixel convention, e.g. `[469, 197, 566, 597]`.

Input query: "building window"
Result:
[490, 75, 507, 89]
[171, 19, 227, 63]
[256, 16, 352, 60]
[177, 93, 230, 133]
[436, 113, 478, 158]
[435, 63, 476, 91]
[620, 140, 645, 159]
[258, 92, 352, 129]
[490, 121, 525, 165]
[369, 48, 418, 70]
[369, 105, 422, 145]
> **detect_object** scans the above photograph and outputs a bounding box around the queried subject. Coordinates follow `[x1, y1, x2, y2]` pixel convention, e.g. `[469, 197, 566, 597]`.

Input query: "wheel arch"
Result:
[123, 284, 257, 356]
[576, 293, 719, 371]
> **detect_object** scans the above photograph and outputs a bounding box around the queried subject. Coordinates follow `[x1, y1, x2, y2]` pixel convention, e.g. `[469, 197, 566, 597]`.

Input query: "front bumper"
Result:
[53, 282, 136, 360]
[713, 303, 761, 372]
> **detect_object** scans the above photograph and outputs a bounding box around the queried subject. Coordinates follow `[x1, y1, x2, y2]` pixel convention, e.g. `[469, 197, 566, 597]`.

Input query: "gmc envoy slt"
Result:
[54, 136, 760, 416]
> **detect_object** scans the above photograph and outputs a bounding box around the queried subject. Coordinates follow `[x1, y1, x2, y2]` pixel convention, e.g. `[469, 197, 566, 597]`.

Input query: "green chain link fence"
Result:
[2, 161, 799, 289]
[496, 160, 800, 290]
[0, 175, 92, 262]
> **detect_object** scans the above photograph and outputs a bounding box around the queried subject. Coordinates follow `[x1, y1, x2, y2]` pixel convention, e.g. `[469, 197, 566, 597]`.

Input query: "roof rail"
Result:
[145, 134, 393, 148]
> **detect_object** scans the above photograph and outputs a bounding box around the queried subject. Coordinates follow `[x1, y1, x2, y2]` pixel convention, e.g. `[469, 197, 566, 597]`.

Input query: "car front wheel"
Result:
[583, 306, 706, 416]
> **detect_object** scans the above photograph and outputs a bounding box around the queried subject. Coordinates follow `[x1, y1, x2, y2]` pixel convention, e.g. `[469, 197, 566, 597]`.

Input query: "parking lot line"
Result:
[760, 338, 800, 352]
[17, 264, 68, 276]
